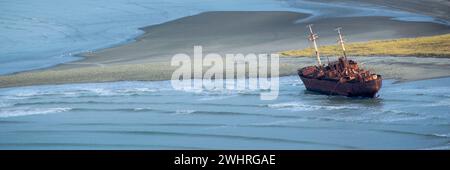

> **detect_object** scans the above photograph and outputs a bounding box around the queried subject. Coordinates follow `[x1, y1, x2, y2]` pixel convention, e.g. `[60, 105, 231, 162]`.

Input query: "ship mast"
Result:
[307, 24, 322, 66]
[335, 27, 347, 60]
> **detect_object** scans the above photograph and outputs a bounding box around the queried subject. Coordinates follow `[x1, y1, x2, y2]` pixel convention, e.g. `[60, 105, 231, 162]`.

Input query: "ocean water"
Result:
[0, 76, 449, 149]
[0, 0, 442, 74]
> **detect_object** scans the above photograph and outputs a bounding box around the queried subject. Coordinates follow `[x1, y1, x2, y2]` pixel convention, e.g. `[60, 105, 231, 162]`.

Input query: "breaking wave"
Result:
[432, 133, 450, 138]
[267, 102, 360, 111]
[0, 107, 72, 118]
[174, 110, 196, 115]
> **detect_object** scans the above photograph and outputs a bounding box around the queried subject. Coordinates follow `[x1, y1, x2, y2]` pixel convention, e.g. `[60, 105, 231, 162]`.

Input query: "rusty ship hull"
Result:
[298, 25, 383, 98]
[299, 74, 382, 98]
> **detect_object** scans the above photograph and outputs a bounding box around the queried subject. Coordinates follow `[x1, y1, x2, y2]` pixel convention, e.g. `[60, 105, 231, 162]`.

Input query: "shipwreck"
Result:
[298, 25, 382, 98]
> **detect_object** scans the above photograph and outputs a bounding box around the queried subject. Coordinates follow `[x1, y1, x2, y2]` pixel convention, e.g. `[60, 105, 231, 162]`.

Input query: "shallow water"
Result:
[0, 76, 448, 149]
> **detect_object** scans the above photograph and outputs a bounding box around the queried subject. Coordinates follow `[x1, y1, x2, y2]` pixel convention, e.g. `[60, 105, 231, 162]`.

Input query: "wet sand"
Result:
[313, 0, 450, 22]
[1, 11, 450, 88]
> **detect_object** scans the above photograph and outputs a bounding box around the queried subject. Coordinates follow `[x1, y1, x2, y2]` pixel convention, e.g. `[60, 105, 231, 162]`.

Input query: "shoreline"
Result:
[0, 66, 449, 90]
[1, 73, 449, 90]
[1, 11, 450, 88]
[1, 55, 450, 89]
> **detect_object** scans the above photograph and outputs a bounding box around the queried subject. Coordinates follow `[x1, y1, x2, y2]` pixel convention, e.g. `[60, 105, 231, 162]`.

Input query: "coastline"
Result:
[1, 11, 450, 88]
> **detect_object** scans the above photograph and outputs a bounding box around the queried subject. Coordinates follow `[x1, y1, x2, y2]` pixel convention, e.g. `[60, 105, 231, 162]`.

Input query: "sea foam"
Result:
[0, 107, 72, 118]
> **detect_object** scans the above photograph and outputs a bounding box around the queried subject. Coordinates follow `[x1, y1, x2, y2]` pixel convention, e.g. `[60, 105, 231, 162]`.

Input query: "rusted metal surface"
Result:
[299, 73, 382, 98]
[298, 57, 382, 98]
[298, 26, 382, 98]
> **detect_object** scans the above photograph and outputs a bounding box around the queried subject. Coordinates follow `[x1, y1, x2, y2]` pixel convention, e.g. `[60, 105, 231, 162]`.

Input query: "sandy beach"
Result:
[1, 11, 450, 88]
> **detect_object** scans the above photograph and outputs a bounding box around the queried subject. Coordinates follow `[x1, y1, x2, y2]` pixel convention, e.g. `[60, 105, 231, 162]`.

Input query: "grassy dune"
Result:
[280, 34, 450, 57]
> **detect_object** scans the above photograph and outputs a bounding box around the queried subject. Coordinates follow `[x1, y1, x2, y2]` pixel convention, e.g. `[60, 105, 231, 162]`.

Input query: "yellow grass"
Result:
[280, 34, 450, 57]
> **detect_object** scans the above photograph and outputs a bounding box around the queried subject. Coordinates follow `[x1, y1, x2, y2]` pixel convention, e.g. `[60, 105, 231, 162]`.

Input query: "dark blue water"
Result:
[0, 76, 448, 149]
